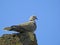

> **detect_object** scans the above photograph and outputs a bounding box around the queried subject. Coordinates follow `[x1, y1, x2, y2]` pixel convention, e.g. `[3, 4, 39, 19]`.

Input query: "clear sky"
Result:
[0, 0, 60, 45]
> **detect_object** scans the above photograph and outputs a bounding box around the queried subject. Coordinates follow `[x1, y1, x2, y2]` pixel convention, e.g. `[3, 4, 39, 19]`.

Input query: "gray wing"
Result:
[18, 21, 36, 32]
[4, 21, 36, 32]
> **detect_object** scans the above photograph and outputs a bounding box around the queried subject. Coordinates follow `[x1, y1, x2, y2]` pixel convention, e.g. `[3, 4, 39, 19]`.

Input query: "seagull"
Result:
[4, 16, 37, 33]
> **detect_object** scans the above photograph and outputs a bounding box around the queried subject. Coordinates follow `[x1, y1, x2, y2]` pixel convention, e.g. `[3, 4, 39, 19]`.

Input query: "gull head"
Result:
[29, 16, 37, 21]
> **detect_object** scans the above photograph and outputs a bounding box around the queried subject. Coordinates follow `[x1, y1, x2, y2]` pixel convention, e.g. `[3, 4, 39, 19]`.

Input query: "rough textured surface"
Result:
[0, 33, 38, 45]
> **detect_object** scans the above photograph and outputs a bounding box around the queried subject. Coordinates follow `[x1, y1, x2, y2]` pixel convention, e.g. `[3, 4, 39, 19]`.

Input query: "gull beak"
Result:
[36, 17, 38, 20]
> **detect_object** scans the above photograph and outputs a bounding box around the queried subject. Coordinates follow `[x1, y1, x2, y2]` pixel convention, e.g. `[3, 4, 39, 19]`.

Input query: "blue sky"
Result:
[0, 0, 60, 45]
